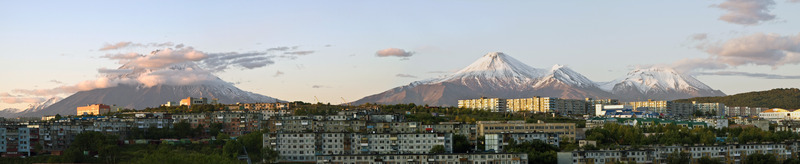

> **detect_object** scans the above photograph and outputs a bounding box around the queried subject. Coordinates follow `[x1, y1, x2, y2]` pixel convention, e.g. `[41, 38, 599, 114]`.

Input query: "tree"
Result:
[222, 139, 243, 158]
[263, 146, 280, 163]
[429, 145, 446, 154]
[666, 151, 689, 164]
[745, 153, 777, 164]
[452, 134, 472, 153]
[698, 156, 724, 164]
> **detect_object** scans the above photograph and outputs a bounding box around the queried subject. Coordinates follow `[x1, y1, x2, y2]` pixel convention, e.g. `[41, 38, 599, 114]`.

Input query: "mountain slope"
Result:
[353, 52, 615, 106]
[20, 84, 280, 117]
[674, 88, 800, 109]
[4, 54, 282, 117]
[601, 67, 725, 101]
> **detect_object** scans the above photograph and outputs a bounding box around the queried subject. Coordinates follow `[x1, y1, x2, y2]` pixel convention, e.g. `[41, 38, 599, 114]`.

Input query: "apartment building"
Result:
[477, 121, 576, 141]
[557, 143, 799, 164]
[692, 102, 726, 116]
[485, 132, 560, 153]
[76, 104, 111, 116]
[315, 153, 528, 164]
[266, 132, 452, 162]
[626, 100, 694, 117]
[0, 125, 37, 156]
[458, 97, 507, 112]
[726, 106, 768, 117]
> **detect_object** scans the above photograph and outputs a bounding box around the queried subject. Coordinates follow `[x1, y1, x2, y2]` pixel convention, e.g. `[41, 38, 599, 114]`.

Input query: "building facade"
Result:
[458, 97, 507, 112]
[76, 104, 111, 116]
[477, 121, 576, 141]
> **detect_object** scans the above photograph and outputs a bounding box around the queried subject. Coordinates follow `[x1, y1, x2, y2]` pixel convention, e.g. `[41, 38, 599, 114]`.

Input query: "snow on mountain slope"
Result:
[353, 52, 616, 106]
[540, 64, 597, 88]
[601, 67, 725, 101]
[434, 52, 547, 84]
[601, 67, 712, 93]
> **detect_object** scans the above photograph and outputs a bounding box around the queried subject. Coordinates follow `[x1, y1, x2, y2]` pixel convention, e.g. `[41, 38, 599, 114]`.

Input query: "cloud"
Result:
[702, 32, 800, 68]
[98, 68, 134, 74]
[102, 47, 207, 69]
[273, 70, 284, 77]
[670, 58, 730, 73]
[691, 33, 708, 41]
[395, 74, 417, 78]
[714, 0, 776, 25]
[0, 92, 14, 97]
[284, 51, 315, 55]
[5, 42, 315, 102]
[13, 77, 129, 96]
[697, 71, 800, 79]
[0, 97, 46, 104]
[267, 46, 291, 51]
[311, 85, 328, 89]
[789, 0, 800, 2]
[376, 48, 415, 57]
[202, 52, 275, 72]
[99, 42, 175, 51]
[49, 80, 64, 84]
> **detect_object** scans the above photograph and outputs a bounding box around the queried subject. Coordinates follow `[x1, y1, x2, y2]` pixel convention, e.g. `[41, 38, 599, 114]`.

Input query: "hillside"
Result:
[674, 88, 800, 109]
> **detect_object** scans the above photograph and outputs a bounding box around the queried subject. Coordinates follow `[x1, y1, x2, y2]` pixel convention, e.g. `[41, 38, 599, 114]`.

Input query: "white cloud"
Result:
[714, 0, 776, 25]
[376, 48, 415, 57]
[0, 97, 46, 104]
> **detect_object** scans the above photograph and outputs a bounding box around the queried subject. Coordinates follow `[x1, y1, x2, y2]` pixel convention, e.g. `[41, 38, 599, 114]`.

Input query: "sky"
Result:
[1, 0, 800, 109]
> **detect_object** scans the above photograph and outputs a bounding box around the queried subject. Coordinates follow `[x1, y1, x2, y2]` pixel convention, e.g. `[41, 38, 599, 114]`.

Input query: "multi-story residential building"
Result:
[0, 125, 38, 156]
[76, 104, 110, 116]
[726, 106, 769, 117]
[315, 153, 528, 164]
[477, 121, 576, 141]
[458, 97, 507, 112]
[266, 132, 452, 162]
[626, 100, 694, 117]
[210, 111, 263, 136]
[557, 143, 799, 164]
[692, 101, 726, 116]
[775, 121, 800, 133]
[485, 132, 559, 152]
[506, 96, 556, 113]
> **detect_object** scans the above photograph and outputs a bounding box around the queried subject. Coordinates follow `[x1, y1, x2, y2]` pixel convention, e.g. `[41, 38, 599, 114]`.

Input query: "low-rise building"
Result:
[558, 143, 799, 164]
[477, 121, 576, 141]
[266, 132, 452, 162]
[315, 153, 528, 164]
[485, 132, 559, 152]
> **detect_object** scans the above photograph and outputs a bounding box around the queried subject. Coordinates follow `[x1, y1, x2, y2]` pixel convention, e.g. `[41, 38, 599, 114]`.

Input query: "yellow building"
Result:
[76, 104, 110, 116]
[506, 97, 588, 114]
[626, 99, 693, 117]
[458, 97, 507, 112]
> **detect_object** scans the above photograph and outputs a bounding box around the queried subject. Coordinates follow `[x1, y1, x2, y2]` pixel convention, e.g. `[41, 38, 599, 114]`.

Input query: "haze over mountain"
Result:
[353, 52, 725, 106]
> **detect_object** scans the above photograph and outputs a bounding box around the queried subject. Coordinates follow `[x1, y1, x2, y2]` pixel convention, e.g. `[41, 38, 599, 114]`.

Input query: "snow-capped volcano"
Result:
[601, 67, 725, 101]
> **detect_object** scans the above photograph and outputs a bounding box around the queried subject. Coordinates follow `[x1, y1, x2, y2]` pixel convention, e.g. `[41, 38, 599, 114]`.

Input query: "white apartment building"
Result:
[557, 143, 798, 164]
[458, 97, 507, 112]
[266, 132, 452, 163]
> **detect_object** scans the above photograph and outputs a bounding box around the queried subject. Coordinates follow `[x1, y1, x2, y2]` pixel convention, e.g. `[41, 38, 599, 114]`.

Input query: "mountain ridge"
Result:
[353, 52, 726, 106]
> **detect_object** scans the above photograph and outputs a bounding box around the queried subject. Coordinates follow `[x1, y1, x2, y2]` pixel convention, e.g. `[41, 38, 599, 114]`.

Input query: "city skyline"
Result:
[3, 0, 800, 110]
